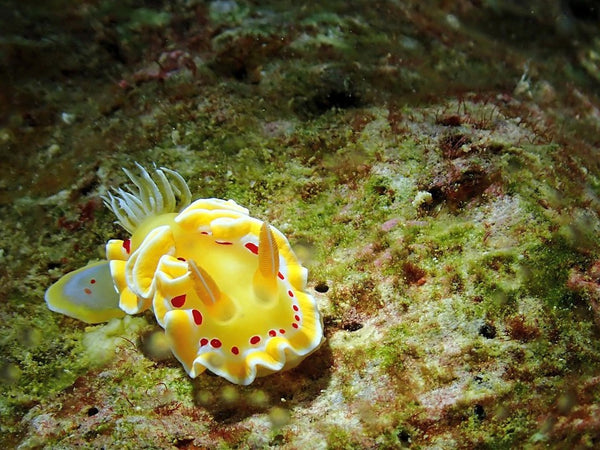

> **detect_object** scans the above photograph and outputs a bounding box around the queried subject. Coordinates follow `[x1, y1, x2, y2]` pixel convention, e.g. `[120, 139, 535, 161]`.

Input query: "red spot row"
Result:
[278, 272, 284, 280]
[84, 278, 96, 295]
[293, 307, 302, 327]
[215, 240, 232, 245]
[268, 329, 286, 337]
[199, 338, 222, 349]
[197, 338, 258, 354]
[288, 290, 294, 297]
[122, 239, 131, 254]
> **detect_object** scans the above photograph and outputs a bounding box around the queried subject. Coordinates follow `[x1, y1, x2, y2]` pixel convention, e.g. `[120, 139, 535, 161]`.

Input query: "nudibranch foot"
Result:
[45, 261, 125, 324]
[46, 164, 324, 385]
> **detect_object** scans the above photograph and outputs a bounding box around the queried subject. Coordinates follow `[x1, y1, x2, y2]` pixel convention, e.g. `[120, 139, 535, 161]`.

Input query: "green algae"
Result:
[5, 91, 600, 445]
[522, 237, 591, 308]
[372, 323, 422, 373]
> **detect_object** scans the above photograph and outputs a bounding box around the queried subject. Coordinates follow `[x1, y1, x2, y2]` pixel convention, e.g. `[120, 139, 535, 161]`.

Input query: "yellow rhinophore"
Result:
[45, 164, 324, 384]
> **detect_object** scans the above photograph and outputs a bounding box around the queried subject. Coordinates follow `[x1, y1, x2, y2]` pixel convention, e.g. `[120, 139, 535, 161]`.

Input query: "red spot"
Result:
[231, 346, 239, 355]
[279, 329, 286, 334]
[288, 290, 294, 297]
[292, 323, 299, 329]
[215, 241, 232, 245]
[292, 305, 299, 311]
[192, 309, 203, 325]
[171, 294, 186, 308]
[177, 257, 186, 262]
[268, 330, 276, 337]
[250, 336, 261, 345]
[295, 315, 300, 321]
[245, 242, 259, 254]
[90, 279, 96, 284]
[210, 339, 222, 348]
[84, 288, 92, 295]
[122, 239, 131, 253]
[278, 272, 284, 280]
[201, 231, 209, 235]
[200, 338, 209, 346]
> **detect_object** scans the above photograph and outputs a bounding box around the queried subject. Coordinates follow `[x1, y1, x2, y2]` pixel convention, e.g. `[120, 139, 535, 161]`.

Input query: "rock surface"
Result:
[2, 0, 600, 448]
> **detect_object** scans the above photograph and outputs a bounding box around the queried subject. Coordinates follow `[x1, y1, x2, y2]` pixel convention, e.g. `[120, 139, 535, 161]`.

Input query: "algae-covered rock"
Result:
[2, 0, 600, 448]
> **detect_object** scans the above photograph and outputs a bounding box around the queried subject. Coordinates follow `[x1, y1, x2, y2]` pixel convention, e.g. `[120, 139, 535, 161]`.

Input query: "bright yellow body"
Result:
[46, 167, 323, 385]
[106, 199, 323, 385]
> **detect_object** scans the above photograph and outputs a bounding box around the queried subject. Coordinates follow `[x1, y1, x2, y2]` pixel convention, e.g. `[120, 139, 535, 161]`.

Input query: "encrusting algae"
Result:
[45, 164, 324, 385]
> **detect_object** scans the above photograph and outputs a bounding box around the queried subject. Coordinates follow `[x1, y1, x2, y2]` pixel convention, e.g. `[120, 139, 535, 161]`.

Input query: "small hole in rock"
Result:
[342, 321, 363, 332]
[474, 404, 486, 420]
[478, 323, 496, 339]
[397, 429, 411, 444]
[87, 407, 99, 417]
[315, 283, 329, 293]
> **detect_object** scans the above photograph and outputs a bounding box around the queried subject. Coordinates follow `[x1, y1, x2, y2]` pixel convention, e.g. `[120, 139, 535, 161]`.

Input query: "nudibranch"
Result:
[45, 164, 324, 385]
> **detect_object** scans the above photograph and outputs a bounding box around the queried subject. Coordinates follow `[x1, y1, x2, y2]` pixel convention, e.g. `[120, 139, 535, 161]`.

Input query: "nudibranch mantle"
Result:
[45, 165, 324, 385]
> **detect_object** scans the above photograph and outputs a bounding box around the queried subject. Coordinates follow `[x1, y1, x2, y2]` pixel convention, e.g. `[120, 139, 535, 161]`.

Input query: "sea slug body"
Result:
[46, 164, 324, 385]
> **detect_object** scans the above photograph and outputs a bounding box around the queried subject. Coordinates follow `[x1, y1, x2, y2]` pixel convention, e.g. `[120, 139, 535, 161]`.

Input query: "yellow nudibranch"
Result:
[45, 164, 324, 385]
